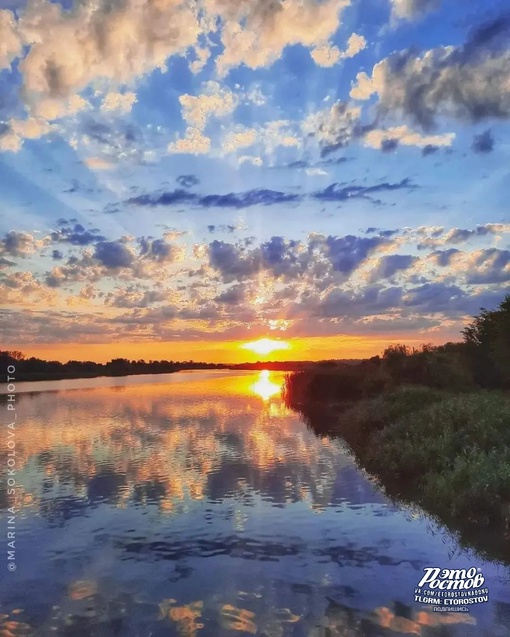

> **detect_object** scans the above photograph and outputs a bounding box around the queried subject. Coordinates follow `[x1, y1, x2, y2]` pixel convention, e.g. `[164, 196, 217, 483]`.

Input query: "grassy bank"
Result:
[284, 378, 510, 557]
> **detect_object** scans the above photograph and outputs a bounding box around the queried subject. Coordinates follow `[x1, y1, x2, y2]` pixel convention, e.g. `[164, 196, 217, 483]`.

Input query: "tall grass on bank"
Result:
[284, 380, 510, 532]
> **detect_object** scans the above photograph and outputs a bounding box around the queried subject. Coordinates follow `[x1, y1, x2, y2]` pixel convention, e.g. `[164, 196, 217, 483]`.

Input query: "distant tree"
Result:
[0, 350, 25, 361]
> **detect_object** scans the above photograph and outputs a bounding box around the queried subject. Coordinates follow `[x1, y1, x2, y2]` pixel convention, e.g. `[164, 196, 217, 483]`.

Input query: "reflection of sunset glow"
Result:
[250, 370, 281, 401]
[241, 338, 290, 356]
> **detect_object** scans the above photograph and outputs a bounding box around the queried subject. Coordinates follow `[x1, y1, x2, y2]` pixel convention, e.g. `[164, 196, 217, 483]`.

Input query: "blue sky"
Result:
[0, 0, 509, 361]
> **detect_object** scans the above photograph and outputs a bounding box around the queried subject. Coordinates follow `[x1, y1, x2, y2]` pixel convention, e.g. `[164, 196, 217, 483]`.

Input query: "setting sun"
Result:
[241, 338, 291, 356]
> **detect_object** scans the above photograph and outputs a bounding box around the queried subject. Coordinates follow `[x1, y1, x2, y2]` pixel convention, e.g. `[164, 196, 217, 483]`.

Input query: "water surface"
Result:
[1, 370, 509, 636]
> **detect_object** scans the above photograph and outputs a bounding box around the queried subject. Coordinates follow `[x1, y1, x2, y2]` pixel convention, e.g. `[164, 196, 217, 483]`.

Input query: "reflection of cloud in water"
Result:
[0, 371, 504, 637]
[0, 578, 481, 637]
[0, 372, 356, 520]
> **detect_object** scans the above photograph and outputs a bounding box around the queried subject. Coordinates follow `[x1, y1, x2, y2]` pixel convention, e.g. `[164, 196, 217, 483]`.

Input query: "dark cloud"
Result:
[368, 254, 417, 281]
[466, 248, 510, 284]
[312, 101, 375, 158]
[176, 174, 200, 188]
[208, 236, 310, 283]
[138, 237, 178, 262]
[313, 178, 416, 202]
[199, 189, 300, 208]
[445, 225, 500, 244]
[432, 248, 460, 266]
[127, 189, 197, 207]
[51, 223, 106, 246]
[422, 144, 439, 156]
[127, 188, 300, 209]
[0, 257, 15, 267]
[365, 228, 399, 237]
[52, 249, 64, 260]
[316, 285, 403, 318]
[0, 231, 34, 257]
[381, 138, 399, 153]
[208, 240, 260, 282]
[207, 225, 237, 234]
[322, 235, 388, 275]
[472, 129, 494, 153]
[360, 13, 510, 130]
[94, 241, 133, 269]
[215, 284, 246, 305]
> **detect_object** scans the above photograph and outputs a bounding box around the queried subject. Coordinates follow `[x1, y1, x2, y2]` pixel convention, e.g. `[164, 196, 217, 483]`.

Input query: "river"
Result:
[0, 370, 509, 636]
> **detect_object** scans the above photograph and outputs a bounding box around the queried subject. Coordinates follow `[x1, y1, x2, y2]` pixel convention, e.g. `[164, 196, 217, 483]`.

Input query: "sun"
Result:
[240, 338, 291, 356]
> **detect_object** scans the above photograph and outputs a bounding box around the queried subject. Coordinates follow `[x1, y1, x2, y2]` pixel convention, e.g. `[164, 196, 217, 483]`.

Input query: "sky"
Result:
[0, 0, 509, 363]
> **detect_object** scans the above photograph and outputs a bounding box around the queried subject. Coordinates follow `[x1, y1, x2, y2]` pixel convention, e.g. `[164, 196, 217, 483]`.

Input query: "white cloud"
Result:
[208, 0, 351, 76]
[310, 32, 366, 67]
[101, 91, 137, 113]
[168, 127, 211, 155]
[310, 45, 342, 67]
[223, 129, 258, 152]
[190, 46, 211, 74]
[343, 33, 366, 58]
[179, 81, 238, 130]
[15, 0, 200, 119]
[0, 9, 22, 70]
[364, 125, 455, 149]
[0, 130, 22, 153]
[350, 46, 510, 129]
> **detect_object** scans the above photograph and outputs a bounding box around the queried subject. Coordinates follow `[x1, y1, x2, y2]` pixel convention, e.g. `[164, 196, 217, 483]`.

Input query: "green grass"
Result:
[284, 375, 510, 536]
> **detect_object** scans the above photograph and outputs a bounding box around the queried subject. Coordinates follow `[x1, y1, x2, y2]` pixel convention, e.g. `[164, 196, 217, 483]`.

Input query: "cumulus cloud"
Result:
[168, 127, 211, 155]
[350, 13, 510, 129]
[223, 128, 258, 152]
[208, 0, 350, 76]
[310, 34, 366, 67]
[367, 254, 417, 281]
[101, 91, 137, 113]
[310, 44, 342, 67]
[0, 230, 40, 257]
[0, 126, 22, 152]
[94, 241, 134, 269]
[0, 10, 22, 70]
[465, 248, 510, 284]
[138, 237, 183, 263]
[179, 81, 238, 130]
[303, 101, 366, 155]
[319, 234, 389, 275]
[16, 0, 200, 120]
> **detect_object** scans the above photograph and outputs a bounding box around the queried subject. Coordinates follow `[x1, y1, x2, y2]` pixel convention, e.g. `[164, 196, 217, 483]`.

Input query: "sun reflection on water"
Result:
[250, 370, 282, 401]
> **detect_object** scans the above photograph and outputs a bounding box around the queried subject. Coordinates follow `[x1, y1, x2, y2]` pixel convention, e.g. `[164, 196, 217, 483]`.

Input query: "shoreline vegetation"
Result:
[0, 356, 335, 384]
[283, 295, 510, 562]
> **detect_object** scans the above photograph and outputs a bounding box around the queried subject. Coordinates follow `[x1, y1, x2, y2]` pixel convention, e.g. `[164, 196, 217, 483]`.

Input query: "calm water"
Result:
[1, 370, 510, 637]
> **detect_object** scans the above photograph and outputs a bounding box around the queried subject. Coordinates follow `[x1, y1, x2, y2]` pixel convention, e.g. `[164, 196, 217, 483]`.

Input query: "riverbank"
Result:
[283, 371, 510, 559]
[1, 358, 318, 384]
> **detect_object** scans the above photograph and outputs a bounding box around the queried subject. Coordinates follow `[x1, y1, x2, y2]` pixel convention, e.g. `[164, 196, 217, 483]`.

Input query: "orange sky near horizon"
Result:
[10, 333, 448, 364]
